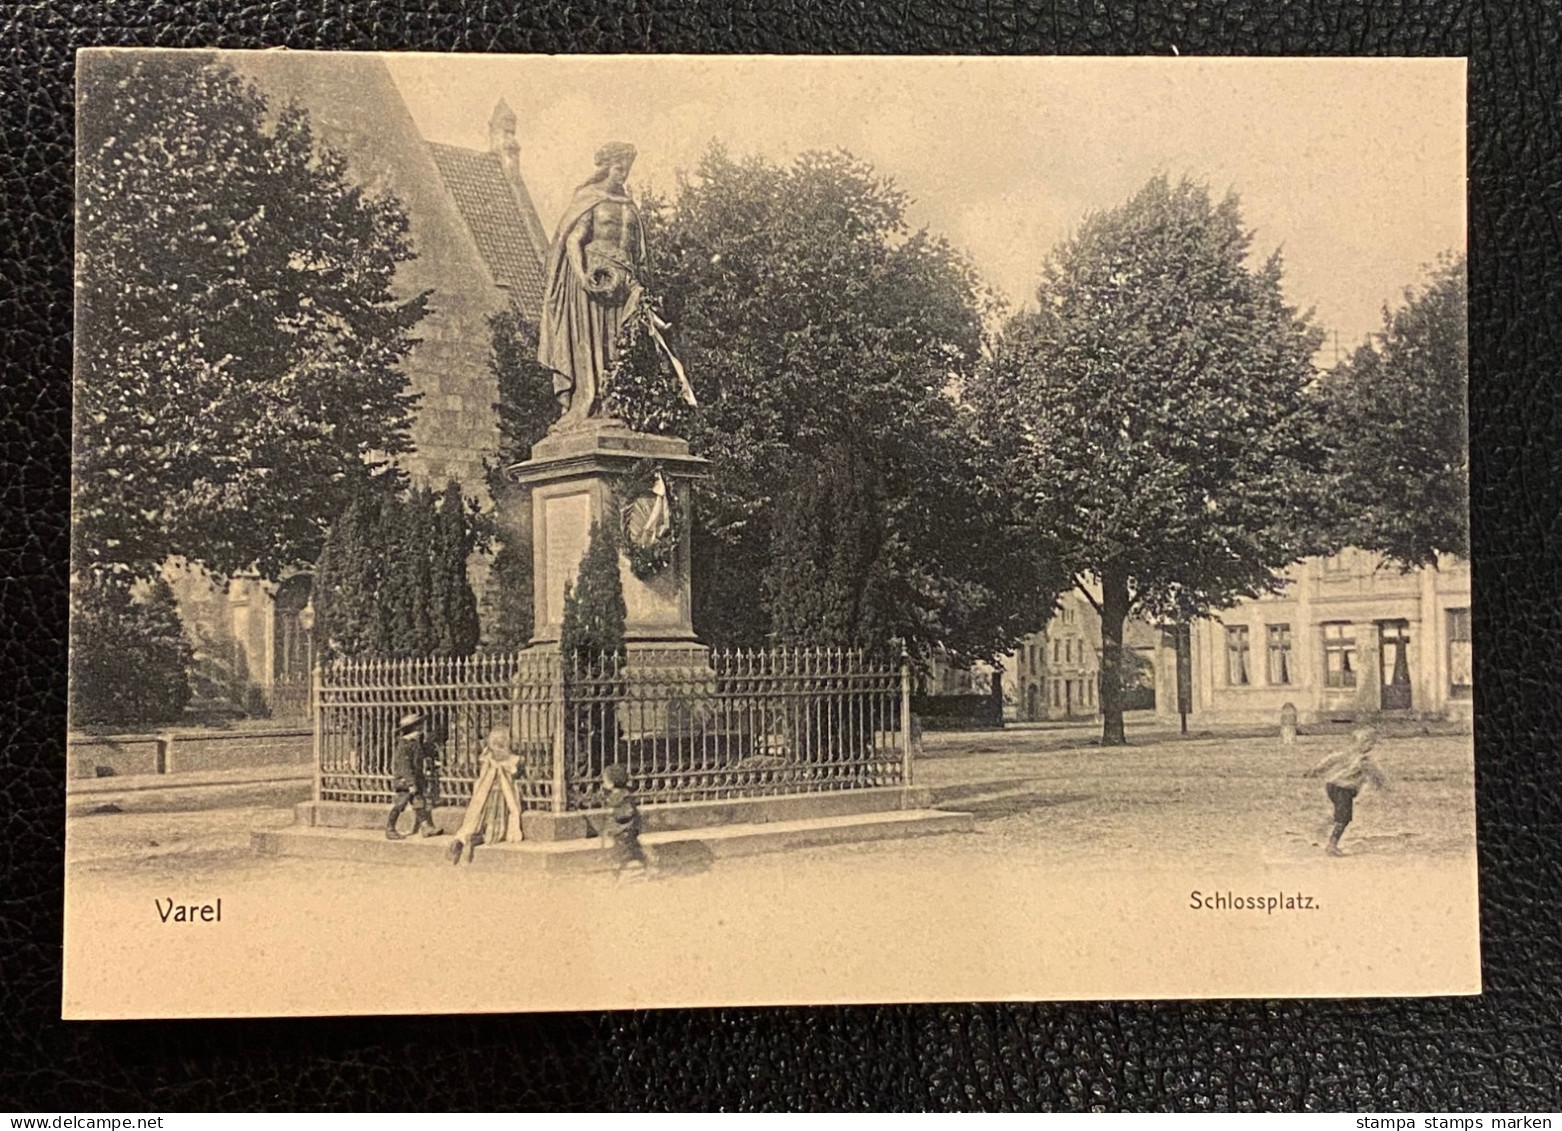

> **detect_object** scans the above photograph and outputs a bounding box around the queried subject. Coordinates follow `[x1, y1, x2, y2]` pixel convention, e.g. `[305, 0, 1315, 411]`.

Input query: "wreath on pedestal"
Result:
[616, 458, 683, 581]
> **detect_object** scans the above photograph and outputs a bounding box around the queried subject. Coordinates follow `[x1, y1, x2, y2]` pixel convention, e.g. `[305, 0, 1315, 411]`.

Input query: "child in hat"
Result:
[1304, 726, 1389, 856]
[387, 710, 442, 840]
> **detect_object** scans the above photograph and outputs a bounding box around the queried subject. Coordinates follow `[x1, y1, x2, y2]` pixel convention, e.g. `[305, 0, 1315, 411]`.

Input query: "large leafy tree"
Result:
[979, 175, 1332, 745]
[1321, 254, 1468, 567]
[636, 146, 1060, 661]
[74, 53, 426, 582]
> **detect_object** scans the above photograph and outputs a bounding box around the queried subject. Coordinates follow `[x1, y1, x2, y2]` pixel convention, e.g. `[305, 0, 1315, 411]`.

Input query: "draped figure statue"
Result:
[537, 142, 694, 428]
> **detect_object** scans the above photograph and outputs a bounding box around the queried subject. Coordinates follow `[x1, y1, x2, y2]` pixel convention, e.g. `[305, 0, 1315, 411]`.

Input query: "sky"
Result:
[387, 54, 1466, 354]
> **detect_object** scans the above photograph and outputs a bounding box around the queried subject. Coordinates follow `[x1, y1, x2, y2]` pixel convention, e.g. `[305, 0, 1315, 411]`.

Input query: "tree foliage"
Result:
[481, 310, 558, 652]
[69, 574, 194, 728]
[312, 484, 480, 659]
[979, 175, 1331, 743]
[559, 520, 627, 664]
[434, 481, 483, 655]
[641, 146, 1061, 660]
[74, 54, 426, 581]
[1320, 254, 1468, 568]
[486, 309, 559, 488]
[479, 535, 535, 651]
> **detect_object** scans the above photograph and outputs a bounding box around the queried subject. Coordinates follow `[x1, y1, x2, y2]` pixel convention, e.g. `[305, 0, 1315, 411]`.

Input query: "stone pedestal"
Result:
[506, 418, 709, 651]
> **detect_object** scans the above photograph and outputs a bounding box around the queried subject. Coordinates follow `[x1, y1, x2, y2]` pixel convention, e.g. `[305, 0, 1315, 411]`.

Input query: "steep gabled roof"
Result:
[426, 141, 548, 317]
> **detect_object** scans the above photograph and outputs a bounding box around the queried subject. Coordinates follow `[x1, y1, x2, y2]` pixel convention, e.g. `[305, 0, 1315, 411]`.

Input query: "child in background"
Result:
[602, 762, 650, 877]
[1304, 726, 1389, 856]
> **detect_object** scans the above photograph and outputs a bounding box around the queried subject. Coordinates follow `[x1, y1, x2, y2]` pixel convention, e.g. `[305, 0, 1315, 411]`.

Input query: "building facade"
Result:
[1005, 590, 1155, 724]
[1158, 550, 1472, 726]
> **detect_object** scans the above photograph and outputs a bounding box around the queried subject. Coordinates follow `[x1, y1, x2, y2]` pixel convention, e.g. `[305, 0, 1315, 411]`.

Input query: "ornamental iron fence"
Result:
[313, 646, 912, 811]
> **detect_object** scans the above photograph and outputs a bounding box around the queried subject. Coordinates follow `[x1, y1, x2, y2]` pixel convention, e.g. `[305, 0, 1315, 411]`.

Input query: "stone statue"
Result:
[537, 141, 694, 428]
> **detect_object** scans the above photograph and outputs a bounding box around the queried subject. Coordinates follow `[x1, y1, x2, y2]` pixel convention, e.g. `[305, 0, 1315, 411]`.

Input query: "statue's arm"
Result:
[566, 212, 591, 281]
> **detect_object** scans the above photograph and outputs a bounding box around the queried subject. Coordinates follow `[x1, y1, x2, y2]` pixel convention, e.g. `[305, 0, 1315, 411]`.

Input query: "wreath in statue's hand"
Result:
[617, 458, 682, 581]
[584, 255, 630, 301]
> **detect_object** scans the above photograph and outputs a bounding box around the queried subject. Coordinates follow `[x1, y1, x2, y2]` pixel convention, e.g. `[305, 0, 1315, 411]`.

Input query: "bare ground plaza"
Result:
[63, 719, 1477, 1013]
[67, 722, 1476, 877]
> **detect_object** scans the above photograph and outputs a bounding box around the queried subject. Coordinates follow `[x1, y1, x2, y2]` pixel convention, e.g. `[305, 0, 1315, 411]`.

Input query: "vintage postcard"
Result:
[65, 50, 1474, 1017]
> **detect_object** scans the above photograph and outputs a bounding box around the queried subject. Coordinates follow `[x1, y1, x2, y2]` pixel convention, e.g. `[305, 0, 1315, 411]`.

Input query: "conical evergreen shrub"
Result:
[559, 518, 626, 665]
[314, 483, 480, 659]
[435, 481, 481, 656]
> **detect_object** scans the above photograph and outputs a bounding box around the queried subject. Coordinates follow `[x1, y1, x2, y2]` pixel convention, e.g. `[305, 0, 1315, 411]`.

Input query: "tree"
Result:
[559, 520, 627, 665]
[480, 535, 535, 651]
[979, 175, 1331, 745]
[74, 53, 426, 582]
[639, 147, 1060, 661]
[386, 487, 438, 654]
[312, 490, 389, 659]
[69, 574, 193, 728]
[1321, 254, 1468, 567]
[558, 520, 628, 782]
[312, 483, 480, 659]
[433, 480, 482, 656]
[486, 309, 560, 482]
[480, 310, 560, 651]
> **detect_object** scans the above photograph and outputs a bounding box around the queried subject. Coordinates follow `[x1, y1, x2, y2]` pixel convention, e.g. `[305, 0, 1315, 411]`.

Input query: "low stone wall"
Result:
[67, 735, 165, 779]
[67, 726, 312, 779]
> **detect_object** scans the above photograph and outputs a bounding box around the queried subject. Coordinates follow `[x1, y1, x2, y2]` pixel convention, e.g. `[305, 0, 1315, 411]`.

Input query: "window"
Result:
[1448, 608, 1472, 698]
[1323, 551, 1349, 574]
[1065, 638, 1073, 664]
[1051, 680, 1061, 708]
[1053, 639, 1061, 664]
[1028, 644, 1037, 674]
[1226, 626, 1251, 686]
[1266, 624, 1292, 685]
[1323, 622, 1357, 688]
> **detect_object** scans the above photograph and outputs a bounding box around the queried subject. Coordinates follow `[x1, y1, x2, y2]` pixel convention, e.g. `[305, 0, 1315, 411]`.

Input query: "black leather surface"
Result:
[3, 0, 1560, 1111]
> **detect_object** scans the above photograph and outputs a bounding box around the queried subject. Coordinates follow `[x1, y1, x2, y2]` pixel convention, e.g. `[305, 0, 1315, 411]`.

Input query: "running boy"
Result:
[1304, 726, 1389, 856]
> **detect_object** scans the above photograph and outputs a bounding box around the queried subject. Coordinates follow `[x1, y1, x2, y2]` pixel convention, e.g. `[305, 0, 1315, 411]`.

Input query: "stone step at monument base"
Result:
[253, 807, 974, 874]
[925, 778, 1054, 806]
[296, 784, 935, 842]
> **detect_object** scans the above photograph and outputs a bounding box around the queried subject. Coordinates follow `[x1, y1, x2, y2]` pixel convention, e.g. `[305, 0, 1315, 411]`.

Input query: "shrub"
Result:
[69, 573, 193, 728]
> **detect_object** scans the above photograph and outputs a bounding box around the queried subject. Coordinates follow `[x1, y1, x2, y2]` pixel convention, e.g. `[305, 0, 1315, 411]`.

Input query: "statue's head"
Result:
[588, 141, 638, 190]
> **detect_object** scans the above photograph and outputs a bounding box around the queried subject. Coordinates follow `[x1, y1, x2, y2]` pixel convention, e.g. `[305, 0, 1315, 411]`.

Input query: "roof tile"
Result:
[426, 142, 547, 317]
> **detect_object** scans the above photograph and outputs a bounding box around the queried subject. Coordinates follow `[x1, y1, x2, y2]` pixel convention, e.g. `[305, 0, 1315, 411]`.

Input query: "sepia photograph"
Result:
[65, 49, 1474, 1018]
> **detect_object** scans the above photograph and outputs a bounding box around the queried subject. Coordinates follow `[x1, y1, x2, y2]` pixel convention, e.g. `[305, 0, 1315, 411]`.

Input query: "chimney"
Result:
[489, 98, 520, 183]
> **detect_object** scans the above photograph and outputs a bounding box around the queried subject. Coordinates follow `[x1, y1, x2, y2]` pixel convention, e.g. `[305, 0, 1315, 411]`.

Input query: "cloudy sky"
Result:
[387, 54, 1465, 354]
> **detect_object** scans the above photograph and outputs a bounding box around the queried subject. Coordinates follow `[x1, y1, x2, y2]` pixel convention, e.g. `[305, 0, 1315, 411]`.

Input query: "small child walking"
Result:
[601, 763, 650, 878]
[386, 711, 442, 841]
[1304, 726, 1389, 856]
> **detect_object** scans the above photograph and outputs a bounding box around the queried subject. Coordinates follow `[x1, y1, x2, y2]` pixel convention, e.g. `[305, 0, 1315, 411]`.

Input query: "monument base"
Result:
[506, 418, 709, 649]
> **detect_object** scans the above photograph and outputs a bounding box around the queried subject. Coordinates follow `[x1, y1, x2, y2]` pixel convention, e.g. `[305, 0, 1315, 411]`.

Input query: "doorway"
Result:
[1378, 620, 1412, 710]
